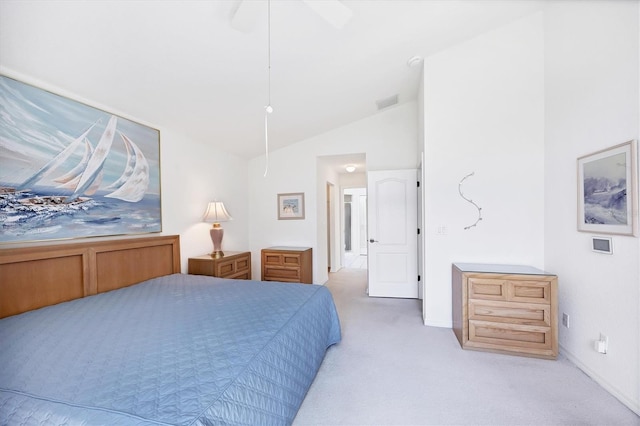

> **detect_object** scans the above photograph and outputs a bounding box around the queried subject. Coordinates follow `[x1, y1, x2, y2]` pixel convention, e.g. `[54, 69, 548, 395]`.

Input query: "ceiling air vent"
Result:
[376, 94, 398, 110]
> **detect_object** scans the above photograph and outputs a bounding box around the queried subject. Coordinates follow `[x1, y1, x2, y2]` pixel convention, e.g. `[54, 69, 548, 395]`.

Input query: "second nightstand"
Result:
[261, 247, 312, 284]
[188, 251, 251, 280]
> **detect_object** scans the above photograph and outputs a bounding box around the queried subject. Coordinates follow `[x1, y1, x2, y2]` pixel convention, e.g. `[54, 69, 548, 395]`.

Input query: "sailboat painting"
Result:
[0, 75, 161, 243]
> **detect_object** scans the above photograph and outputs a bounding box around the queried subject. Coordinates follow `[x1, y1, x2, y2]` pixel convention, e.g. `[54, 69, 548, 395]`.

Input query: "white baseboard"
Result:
[423, 318, 452, 328]
[560, 344, 640, 416]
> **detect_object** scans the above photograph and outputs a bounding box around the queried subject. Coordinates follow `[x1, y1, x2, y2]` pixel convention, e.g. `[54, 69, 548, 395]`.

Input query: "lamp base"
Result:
[210, 226, 224, 258]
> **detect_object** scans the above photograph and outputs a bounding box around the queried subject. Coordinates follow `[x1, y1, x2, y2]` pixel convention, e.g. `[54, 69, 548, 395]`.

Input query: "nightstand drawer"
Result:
[263, 266, 301, 281]
[263, 253, 302, 266]
[216, 256, 251, 276]
[263, 253, 282, 265]
[216, 258, 236, 276]
[235, 256, 250, 271]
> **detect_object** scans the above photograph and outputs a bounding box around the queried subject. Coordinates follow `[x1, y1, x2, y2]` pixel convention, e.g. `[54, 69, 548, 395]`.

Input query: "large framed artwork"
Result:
[0, 75, 161, 243]
[577, 140, 637, 236]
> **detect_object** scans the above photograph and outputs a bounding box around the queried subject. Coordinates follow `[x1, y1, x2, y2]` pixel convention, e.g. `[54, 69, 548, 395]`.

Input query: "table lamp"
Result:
[203, 201, 232, 258]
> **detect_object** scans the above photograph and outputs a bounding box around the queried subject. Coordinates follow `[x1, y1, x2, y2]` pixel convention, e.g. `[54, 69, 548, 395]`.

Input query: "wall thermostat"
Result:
[591, 236, 613, 254]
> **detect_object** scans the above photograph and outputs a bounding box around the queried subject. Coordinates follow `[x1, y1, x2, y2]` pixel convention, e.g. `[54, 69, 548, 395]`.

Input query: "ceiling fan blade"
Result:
[302, 0, 353, 29]
[230, 0, 261, 33]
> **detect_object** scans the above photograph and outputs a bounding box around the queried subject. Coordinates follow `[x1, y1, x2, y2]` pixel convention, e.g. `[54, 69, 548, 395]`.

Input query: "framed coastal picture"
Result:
[0, 75, 162, 243]
[577, 140, 637, 236]
[277, 192, 305, 220]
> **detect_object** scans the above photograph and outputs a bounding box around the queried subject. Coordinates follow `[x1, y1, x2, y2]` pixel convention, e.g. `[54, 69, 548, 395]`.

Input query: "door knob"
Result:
[369, 239, 378, 243]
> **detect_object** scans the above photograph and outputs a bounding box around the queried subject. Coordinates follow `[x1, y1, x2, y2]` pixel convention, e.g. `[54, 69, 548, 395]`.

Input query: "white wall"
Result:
[160, 127, 249, 272]
[421, 13, 545, 327]
[248, 102, 418, 283]
[544, 0, 639, 414]
[339, 172, 367, 189]
[0, 69, 250, 272]
[316, 158, 341, 274]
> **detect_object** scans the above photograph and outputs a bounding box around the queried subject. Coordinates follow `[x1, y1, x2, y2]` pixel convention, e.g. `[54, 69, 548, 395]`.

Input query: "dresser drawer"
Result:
[263, 266, 302, 281]
[469, 278, 551, 304]
[468, 320, 553, 353]
[469, 300, 550, 327]
[263, 253, 302, 267]
[508, 280, 551, 303]
[468, 278, 507, 301]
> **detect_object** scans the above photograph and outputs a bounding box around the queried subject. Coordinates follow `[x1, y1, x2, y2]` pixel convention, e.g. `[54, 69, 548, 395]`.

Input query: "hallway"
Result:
[343, 252, 367, 269]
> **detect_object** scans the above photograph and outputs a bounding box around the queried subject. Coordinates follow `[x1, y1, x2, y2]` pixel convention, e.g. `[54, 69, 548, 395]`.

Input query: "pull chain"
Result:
[264, 0, 272, 177]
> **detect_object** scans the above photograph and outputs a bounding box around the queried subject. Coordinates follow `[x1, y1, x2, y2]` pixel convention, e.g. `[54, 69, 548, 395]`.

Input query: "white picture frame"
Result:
[577, 140, 637, 236]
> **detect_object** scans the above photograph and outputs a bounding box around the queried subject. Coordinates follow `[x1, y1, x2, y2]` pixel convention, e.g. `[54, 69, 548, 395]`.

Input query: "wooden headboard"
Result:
[0, 235, 181, 318]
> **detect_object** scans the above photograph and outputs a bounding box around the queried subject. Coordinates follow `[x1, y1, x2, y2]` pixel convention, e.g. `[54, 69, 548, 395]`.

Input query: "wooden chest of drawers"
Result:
[188, 251, 251, 280]
[261, 247, 312, 284]
[452, 263, 558, 359]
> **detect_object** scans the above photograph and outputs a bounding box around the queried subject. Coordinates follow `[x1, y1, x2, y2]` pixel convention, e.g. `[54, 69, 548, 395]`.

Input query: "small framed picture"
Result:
[277, 192, 305, 220]
[577, 140, 637, 236]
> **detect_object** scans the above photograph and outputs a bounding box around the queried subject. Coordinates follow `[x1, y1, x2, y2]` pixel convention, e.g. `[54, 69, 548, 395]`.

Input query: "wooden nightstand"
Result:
[188, 251, 251, 280]
[261, 247, 312, 284]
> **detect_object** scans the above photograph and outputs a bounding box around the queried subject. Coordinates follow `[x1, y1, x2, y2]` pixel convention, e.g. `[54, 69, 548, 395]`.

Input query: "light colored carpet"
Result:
[294, 268, 640, 426]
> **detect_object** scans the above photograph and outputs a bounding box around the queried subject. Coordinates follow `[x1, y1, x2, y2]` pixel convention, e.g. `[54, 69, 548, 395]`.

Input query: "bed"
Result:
[0, 235, 341, 425]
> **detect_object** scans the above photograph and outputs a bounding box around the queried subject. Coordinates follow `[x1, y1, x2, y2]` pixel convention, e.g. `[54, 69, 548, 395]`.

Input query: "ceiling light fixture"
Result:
[345, 165, 356, 173]
[263, 0, 273, 177]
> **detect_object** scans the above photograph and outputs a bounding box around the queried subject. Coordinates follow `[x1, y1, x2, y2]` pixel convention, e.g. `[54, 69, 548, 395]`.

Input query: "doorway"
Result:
[344, 187, 367, 269]
[317, 152, 367, 278]
[326, 182, 335, 273]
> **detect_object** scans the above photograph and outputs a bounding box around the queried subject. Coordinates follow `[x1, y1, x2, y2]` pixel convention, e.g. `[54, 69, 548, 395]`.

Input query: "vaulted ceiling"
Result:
[0, 0, 545, 159]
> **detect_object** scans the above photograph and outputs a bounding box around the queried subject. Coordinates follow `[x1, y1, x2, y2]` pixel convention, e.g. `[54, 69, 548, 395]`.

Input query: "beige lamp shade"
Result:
[203, 201, 232, 223]
[203, 201, 232, 258]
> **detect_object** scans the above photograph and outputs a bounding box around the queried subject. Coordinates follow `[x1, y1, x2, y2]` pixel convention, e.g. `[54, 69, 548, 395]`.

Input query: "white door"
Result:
[367, 169, 418, 298]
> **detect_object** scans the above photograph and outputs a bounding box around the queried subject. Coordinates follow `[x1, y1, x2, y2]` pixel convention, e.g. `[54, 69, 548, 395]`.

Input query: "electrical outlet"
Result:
[562, 313, 569, 328]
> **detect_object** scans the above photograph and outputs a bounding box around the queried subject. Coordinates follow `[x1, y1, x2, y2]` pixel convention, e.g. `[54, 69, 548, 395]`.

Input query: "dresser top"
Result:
[264, 246, 311, 252]
[453, 262, 554, 276]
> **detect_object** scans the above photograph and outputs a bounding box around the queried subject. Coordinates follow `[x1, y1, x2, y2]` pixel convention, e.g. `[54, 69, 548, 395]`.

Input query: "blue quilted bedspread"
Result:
[0, 274, 341, 425]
